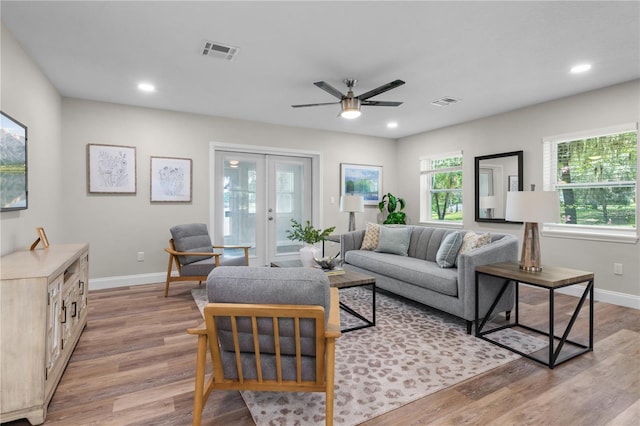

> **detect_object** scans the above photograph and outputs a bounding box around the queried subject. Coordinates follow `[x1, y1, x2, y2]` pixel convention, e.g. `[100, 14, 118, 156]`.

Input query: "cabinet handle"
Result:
[61, 304, 67, 324]
[71, 302, 77, 318]
[79, 280, 85, 295]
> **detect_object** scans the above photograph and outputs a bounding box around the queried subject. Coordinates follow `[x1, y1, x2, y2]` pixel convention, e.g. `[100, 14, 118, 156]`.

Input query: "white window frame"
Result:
[542, 123, 638, 244]
[419, 150, 464, 227]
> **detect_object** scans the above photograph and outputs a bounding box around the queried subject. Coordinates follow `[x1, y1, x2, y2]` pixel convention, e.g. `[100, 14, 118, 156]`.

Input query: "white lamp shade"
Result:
[505, 191, 560, 223]
[340, 195, 365, 212]
[479, 195, 498, 209]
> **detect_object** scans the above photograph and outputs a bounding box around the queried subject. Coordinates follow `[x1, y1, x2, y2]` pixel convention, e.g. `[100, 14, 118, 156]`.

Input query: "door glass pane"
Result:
[275, 160, 306, 255]
[223, 157, 256, 256]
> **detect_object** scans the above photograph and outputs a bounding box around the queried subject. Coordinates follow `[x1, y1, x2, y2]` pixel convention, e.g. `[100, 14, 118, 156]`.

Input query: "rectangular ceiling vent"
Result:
[201, 40, 239, 61]
[431, 96, 461, 107]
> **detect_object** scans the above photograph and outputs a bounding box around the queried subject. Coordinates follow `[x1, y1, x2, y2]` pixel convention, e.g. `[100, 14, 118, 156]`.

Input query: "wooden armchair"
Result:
[187, 267, 341, 426]
[164, 223, 249, 297]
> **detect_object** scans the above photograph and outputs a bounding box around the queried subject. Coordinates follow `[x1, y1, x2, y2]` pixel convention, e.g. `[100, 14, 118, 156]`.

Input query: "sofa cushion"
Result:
[436, 231, 463, 268]
[457, 231, 491, 265]
[406, 226, 453, 262]
[360, 222, 380, 250]
[345, 250, 458, 296]
[376, 226, 412, 256]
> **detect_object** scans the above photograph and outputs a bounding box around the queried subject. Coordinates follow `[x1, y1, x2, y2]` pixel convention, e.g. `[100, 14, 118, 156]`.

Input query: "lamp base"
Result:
[519, 264, 543, 273]
[348, 212, 356, 232]
[519, 222, 543, 272]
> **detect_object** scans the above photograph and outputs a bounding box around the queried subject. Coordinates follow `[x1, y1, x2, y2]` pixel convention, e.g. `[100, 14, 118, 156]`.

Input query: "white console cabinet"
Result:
[0, 244, 89, 425]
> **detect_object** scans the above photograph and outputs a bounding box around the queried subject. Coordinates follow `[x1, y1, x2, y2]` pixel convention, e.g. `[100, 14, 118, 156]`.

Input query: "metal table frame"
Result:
[475, 263, 594, 369]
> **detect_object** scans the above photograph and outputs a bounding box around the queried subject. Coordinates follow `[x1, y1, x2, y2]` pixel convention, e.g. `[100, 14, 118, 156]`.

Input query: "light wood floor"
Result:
[4, 280, 639, 426]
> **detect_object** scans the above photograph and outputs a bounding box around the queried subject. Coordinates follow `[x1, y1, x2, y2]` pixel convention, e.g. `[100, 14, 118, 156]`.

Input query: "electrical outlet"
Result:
[614, 263, 623, 275]
[137, 252, 144, 262]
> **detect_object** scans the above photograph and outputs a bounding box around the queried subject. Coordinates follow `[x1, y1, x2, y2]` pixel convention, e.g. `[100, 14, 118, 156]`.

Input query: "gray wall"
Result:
[1, 24, 63, 254]
[397, 80, 640, 302]
[60, 99, 395, 279]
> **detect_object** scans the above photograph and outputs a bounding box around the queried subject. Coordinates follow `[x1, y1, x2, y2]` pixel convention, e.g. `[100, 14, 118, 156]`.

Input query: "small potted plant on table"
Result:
[285, 219, 335, 267]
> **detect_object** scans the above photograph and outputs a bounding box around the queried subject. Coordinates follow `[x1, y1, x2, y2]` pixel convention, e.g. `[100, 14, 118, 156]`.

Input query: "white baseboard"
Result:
[555, 285, 640, 310]
[90, 272, 640, 310]
[89, 272, 169, 290]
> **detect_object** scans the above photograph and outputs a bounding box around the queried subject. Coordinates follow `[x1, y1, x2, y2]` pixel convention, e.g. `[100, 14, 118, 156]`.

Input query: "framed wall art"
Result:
[340, 163, 382, 205]
[150, 156, 192, 202]
[87, 144, 137, 194]
[1, 111, 28, 211]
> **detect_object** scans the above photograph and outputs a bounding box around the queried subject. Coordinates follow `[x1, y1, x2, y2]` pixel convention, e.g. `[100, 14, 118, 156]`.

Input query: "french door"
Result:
[213, 150, 312, 266]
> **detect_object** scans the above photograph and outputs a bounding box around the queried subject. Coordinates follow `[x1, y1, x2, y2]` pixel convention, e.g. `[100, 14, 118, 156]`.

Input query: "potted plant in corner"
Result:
[285, 219, 336, 267]
[378, 192, 407, 224]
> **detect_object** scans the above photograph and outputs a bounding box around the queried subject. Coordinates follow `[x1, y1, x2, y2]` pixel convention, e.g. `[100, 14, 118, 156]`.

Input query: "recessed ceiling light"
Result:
[387, 122, 398, 129]
[570, 63, 592, 74]
[137, 82, 156, 92]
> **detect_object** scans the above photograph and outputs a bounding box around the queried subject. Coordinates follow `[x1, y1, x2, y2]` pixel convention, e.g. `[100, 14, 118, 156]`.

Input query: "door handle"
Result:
[268, 216, 274, 221]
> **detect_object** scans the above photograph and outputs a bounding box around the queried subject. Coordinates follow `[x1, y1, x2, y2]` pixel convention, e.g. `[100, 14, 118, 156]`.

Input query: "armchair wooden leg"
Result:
[165, 255, 174, 297]
[325, 339, 336, 426]
[192, 334, 208, 426]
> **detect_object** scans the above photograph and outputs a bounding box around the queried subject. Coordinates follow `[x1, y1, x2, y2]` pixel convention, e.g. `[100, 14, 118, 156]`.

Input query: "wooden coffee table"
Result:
[270, 260, 376, 332]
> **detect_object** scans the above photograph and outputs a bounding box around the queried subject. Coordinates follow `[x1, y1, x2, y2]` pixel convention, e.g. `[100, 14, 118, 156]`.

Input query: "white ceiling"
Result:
[2, 1, 639, 139]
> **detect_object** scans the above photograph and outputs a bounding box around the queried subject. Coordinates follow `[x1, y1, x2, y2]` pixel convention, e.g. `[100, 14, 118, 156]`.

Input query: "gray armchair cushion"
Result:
[207, 266, 331, 357]
[170, 223, 214, 265]
[181, 254, 246, 276]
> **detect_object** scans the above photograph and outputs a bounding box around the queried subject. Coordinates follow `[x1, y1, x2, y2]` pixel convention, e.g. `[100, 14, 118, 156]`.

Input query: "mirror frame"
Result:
[474, 150, 523, 223]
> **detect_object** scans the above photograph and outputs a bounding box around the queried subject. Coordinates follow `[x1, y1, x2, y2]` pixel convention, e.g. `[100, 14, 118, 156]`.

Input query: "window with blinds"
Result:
[419, 151, 463, 224]
[542, 123, 637, 241]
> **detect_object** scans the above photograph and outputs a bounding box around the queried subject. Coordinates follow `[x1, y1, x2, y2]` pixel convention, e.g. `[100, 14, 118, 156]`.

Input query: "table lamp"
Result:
[505, 188, 559, 272]
[479, 195, 498, 219]
[340, 195, 364, 232]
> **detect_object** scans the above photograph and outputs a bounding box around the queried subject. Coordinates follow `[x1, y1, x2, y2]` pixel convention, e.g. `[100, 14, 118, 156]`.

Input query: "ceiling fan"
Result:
[292, 79, 405, 119]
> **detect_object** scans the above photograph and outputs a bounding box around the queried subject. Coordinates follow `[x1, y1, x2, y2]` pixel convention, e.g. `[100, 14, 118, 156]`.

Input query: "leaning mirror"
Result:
[475, 150, 523, 223]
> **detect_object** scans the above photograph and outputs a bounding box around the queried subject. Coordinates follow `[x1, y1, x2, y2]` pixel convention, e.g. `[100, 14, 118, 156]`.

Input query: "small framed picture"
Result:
[87, 144, 137, 194]
[150, 156, 192, 203]
[508, 175, 519, 192]
[340, 163, 383, 205]
[30, 226, 50, 250]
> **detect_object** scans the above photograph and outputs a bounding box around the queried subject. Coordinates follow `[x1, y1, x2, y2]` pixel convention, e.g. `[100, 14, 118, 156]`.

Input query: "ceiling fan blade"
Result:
[361, 101, 403, 107]
[357, 79, 406, 101]
[314, 81, 345, 100]
[291, 102, 340, 108]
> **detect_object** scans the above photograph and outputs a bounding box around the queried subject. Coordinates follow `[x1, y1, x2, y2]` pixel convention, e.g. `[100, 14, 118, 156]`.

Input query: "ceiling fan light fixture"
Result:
[340, 98, 361, 119]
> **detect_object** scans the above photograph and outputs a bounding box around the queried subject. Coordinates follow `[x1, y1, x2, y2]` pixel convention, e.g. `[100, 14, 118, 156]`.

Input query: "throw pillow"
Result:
[360, 222, 381, 250]
[436, 231, 463, 268]
[456, 231, 492, 265]
[375, 226, 412, 256]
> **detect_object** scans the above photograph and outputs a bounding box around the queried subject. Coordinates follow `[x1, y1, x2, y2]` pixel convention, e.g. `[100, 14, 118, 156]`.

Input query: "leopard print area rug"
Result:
[192, 286, 545, 425]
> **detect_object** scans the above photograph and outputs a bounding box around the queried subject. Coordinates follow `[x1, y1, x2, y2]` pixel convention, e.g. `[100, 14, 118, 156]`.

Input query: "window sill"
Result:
[419, 221, 464, 229]
[542, 225, 638, 244]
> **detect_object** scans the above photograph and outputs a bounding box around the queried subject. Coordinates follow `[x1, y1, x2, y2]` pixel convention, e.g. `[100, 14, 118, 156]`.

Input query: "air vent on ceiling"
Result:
[201, 40, 239, 61]
[431, 96, 461, 107]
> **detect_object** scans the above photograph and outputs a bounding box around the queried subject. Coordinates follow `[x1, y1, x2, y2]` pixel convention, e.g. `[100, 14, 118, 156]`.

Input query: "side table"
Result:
[475, 262, 594, 369]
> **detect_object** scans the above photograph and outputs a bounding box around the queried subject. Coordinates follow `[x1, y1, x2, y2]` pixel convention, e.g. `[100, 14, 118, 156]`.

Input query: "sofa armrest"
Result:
[457, 234, 519, 321]
[340, 229, 366, 257]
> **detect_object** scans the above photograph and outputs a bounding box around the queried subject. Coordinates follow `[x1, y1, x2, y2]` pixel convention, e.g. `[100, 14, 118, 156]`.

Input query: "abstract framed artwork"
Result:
[87, 144, 137, 194]
[340, 163, 382, 205]
[1, 111, 28, 211]
[150, 156, 192, 203]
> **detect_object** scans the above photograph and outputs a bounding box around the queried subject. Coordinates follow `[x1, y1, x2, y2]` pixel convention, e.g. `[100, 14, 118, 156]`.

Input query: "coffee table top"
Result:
[270, 260, 375, 289]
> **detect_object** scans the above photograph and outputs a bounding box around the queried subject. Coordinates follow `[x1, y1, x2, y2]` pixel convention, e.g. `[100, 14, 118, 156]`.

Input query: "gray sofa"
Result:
[341, 225, 518, 333]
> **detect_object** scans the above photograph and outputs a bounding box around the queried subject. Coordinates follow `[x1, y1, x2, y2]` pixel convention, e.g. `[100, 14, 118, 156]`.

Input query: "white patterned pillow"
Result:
[360, 222, 380, 250]
[456, 231, 491, 265]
